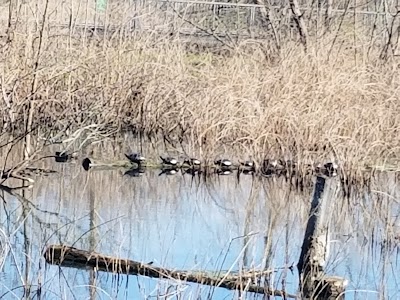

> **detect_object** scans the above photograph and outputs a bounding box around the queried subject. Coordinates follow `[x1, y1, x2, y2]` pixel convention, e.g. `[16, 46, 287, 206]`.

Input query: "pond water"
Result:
[0, 142, 399, 299]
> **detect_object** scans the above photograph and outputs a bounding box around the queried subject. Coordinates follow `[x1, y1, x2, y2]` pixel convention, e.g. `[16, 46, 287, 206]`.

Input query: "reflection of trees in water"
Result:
[0, 182, 88, 297]
[0, 159, 398, 298]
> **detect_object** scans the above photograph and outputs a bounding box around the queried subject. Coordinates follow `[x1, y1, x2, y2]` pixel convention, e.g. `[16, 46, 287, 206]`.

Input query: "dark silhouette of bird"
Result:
[160, 156, 179, 166]
[125, 152, 146, 165]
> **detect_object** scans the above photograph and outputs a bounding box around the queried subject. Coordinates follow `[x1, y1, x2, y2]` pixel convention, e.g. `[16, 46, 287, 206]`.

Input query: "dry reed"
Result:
[0, 0, 399, 173]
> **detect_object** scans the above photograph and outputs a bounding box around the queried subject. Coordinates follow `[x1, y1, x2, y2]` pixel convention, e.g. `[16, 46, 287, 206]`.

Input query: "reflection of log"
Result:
[44, 244, 296, 298]
[297, 176, 347, 299]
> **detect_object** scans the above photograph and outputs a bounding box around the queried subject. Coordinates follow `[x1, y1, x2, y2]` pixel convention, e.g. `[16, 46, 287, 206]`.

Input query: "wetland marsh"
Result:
[1, 0, 400, 298]
[0, 141, 399, 299]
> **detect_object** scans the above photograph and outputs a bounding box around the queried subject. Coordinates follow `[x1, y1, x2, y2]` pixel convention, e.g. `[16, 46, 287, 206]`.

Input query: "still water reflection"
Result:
[0, 152, 399, 299]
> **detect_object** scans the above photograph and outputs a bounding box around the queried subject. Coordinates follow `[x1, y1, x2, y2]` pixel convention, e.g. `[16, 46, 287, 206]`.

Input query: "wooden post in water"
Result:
[298, 175, 347, 299]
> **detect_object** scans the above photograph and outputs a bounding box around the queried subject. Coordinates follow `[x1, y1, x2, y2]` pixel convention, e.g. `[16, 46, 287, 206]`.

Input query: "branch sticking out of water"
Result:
[44, 244, 296, 298]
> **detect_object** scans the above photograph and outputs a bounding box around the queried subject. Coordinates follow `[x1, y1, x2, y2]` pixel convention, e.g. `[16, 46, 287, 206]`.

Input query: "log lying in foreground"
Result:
[297, 176, 348, 299]
[44, 244, 296, 298]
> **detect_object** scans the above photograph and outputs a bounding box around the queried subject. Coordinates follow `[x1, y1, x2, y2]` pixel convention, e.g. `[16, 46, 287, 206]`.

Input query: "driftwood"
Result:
[44, 244, 296, 298]
[297, 176, 347, 299]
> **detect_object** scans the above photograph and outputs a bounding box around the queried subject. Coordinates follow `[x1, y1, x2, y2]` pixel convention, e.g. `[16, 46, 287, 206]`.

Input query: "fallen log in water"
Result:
[81, 157, 337, 174]
[82, 156, 399, 175]
[81, 157, 133, 171]
[44, 244, 296, 298]
[81, 157, 232, 171]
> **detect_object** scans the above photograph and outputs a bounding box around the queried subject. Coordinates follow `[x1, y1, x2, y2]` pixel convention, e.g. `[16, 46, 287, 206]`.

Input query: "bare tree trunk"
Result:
[289, 0, 308, 50]
[254, 0, 281, 51]
[325, 0, 333, 31]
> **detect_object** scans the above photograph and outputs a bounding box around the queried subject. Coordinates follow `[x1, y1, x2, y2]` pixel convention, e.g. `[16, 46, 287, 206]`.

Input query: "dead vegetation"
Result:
[0, 0, 399, 180]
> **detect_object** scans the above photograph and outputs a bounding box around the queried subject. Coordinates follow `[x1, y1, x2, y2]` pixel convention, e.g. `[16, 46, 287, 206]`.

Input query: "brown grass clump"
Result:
[0, 1, 399, 172]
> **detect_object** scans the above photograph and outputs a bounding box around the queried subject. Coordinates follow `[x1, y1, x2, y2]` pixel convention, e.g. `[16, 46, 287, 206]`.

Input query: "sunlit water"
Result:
[0, 145, 399, 299]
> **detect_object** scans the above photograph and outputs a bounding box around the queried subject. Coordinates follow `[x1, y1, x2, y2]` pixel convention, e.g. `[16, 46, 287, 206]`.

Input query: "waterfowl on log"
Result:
[240, 160, 255, 168]
[160, 156, 179, 166]
[183, 158, 201, 167]
[214, 159, 232, 167]
[55, 151, 78, 163]
[314, 162, 338, 177]
[323, 162, 338, 177]
[82, 158, 91, 171]
[261, 159, 283, 177]
[125, 152, 146, 165]
[263, 159, 279, 170]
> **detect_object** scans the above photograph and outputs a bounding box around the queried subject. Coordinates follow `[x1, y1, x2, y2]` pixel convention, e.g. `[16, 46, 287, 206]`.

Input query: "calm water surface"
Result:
[0, 145, 399, 299]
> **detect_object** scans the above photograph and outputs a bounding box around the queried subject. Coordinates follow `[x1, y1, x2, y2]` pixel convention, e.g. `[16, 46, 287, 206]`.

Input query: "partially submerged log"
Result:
[81, 157, 236, 171]
[44, 244, 296, 298]
[82, 157, 372, 175]
[297, 175, 347, 299]
[81, 157, 134, 171]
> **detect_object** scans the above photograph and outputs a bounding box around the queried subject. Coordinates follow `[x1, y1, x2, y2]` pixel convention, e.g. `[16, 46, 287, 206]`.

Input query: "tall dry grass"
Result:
[0, 0, 399, 173]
